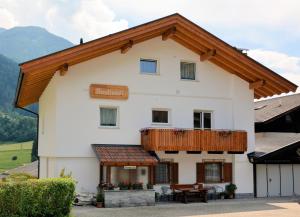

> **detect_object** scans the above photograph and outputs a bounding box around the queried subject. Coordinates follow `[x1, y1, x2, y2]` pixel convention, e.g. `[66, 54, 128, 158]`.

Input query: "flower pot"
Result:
[96, 202, 103, 208]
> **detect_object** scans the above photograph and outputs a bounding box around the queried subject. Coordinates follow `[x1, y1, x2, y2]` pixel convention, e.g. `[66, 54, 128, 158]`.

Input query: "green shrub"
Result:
[0, 178, 75, 217]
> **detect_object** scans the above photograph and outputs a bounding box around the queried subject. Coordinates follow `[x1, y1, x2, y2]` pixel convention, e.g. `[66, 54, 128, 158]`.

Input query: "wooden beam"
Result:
[120, 40, 133, 54]
[59, 63, 68, 76]
[249, 80, 266, 89]
[200, 49, 216, 61]
[162, 26, 176, 41]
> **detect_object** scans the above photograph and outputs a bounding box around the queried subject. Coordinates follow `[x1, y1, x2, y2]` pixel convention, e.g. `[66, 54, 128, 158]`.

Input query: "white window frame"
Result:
[151, 108, 171, 125]
[139, 58, 160, 75]
[193, 110, 213, 130]
[180, 60, 197, 81]
[99, 106, 119, 129]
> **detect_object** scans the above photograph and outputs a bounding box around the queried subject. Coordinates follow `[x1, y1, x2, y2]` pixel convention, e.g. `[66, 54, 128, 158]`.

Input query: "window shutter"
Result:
[223, 163, 232, 182]
[196, 163, 205, 183]
[171, 162, 179, 184]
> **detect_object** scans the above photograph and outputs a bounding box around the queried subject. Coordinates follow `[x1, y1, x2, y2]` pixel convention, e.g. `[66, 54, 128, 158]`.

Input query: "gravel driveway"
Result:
[72, 198, 300, 217]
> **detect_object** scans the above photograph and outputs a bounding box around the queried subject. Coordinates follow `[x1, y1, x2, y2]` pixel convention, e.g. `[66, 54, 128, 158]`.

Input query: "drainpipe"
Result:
[253, 163, 257, 197]
[14, 69, 40, 178]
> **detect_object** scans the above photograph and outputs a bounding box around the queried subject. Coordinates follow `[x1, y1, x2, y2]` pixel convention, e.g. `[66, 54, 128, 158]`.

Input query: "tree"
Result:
[31, 138, 38, 162]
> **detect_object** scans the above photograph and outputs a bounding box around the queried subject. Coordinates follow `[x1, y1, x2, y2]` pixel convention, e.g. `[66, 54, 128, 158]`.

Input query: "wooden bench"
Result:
[170, 184, 208, 203]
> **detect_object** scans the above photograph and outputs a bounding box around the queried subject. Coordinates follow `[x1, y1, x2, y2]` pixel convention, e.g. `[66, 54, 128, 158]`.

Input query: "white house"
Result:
[15, 14, 297, 197]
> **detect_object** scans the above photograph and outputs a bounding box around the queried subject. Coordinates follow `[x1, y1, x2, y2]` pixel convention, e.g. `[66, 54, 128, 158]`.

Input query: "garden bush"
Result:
[0, 177, 75, 217]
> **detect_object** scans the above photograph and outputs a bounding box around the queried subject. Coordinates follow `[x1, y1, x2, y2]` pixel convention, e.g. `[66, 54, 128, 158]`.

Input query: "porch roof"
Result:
[91, 144, 158, 166]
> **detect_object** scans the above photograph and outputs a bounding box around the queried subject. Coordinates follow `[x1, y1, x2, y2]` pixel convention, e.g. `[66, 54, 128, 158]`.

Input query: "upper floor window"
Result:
[194, 111, 212, 129]
[181, 62, 196, 80]
[100, 107, 118, 127]
[140, 59, 158, 74]
[152, 109, 169, 124]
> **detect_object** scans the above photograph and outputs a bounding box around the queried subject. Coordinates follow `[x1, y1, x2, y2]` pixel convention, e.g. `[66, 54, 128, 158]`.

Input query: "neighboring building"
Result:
[250, 94, 300, 197]
[14, 14, 297, 196]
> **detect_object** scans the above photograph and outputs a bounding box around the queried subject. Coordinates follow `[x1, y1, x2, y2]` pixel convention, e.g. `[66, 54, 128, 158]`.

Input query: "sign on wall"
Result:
[90, 84, 128, 100]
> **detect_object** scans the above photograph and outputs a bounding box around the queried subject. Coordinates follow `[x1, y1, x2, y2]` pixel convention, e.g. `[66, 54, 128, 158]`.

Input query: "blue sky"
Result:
[0, 0, 300, 94]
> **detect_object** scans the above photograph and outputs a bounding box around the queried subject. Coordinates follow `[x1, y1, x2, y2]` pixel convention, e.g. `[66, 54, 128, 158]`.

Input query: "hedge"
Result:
[0, 178, 75, 217]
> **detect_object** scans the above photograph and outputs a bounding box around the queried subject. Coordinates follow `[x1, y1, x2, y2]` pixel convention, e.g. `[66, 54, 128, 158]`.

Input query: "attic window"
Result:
[140, 59, 158, 74]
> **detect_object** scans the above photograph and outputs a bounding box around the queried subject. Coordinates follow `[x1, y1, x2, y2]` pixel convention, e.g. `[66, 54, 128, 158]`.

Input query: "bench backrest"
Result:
[170, 183, 203, 190]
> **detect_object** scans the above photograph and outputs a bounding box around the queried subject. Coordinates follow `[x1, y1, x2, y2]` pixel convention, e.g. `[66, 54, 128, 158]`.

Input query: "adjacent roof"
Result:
[248, 140, 300, 164]
[255, 93, 300, 123]
[92, 144, 158, 166]
[15, 13, 297, 107]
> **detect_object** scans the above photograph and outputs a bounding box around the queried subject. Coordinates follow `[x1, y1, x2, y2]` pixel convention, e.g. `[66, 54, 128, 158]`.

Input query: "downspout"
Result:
[253, 163, 257, 197]
[14, 69, 40, 178]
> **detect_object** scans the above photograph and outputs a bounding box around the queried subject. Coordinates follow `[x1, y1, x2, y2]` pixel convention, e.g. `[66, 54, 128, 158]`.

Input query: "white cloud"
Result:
[248, 49, 300, 94]
[0, 0, 128, 43]
[104, 0, 300, 34]
[0, 7, 18, 28]
[71, 0, 128, 42]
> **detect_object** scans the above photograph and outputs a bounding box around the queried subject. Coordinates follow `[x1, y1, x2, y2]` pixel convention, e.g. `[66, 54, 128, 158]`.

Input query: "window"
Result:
[152, 109, 169, 124]
[181, 62, 195, 80]
[140, 59, 157, 74]
[155, 163, 169, 184]
[100, 107, 118, 127]
[194, 111, 212, 129]
[205, 163, 221, 183]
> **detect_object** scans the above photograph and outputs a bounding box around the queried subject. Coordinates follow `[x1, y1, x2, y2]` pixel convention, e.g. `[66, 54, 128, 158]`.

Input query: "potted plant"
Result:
[132, 182, 143, 190]
[96, 191, 104, 208]
[225, 183, 237, 199]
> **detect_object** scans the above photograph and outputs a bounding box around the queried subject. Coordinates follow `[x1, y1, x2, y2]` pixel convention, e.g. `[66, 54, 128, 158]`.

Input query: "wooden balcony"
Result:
[141, 128, 247, 152]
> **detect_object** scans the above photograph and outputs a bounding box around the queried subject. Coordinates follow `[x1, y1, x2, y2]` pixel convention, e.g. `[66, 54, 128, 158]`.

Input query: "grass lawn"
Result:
[0, 141, 33, 173]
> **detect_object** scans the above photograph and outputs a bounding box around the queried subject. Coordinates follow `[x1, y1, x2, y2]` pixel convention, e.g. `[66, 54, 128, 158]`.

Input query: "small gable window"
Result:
[181, 62, 196, 80]
[140, 59, 158, 74]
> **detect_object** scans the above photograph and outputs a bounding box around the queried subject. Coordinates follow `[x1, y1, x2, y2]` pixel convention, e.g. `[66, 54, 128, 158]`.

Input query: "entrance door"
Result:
[281, 164, 293, 196]
[267, 165, 280, 197]
[256, 165, 267, 197]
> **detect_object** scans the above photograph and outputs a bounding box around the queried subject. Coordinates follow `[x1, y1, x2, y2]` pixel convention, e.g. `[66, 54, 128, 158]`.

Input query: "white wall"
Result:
[39, 37, 255, 193]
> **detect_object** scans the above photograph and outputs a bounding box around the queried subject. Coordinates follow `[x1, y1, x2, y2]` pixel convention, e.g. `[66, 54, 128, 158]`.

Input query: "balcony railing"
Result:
[141, 128, 247, 152]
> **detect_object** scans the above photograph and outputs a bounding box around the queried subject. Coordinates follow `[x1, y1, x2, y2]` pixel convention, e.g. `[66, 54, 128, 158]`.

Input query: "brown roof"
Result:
[255, 93, 300, 123]
[16, 13, 297, 107]
[92, 144, 158, 166]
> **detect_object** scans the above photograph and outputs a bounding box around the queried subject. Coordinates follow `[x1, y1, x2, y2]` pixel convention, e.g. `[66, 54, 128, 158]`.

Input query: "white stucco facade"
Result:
[38, 37, 255, 194]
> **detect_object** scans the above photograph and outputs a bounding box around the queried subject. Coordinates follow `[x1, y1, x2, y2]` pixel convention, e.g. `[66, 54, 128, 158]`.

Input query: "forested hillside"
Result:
[0, 26, 73, 143]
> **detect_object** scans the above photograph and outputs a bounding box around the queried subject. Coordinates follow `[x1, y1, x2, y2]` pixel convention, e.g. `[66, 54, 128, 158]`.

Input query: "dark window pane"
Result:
[140, 59, 157, 74]
[203, 112, 211, 129]
[155, 163, 169, 184]
[194, 112, 202, 128]
[181, 62, 195, 80]
[152, 110, 168, 123]
[205, 163, 221, 183]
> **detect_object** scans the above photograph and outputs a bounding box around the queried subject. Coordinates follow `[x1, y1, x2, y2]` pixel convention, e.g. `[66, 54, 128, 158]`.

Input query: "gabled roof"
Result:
[255, 93, 300, 123]
[15, 13, 297, 107]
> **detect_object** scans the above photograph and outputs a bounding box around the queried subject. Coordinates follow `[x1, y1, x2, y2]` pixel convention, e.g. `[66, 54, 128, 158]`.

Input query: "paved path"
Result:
[72, 198, 300, 217]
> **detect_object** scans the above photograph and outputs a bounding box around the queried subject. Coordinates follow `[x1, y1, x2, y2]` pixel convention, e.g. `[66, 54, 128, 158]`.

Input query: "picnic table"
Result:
[171, 185, 208, 203]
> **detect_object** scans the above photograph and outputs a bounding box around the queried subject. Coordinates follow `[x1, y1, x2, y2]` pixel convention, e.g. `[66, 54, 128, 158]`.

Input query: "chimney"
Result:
[80, 38, 83, 44]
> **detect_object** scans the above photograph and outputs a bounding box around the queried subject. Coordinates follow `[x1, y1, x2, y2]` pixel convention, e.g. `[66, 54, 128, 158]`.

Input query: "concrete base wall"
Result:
[104, 190, 155, 208]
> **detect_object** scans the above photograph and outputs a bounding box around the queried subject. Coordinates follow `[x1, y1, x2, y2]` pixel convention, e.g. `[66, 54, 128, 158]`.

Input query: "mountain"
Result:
[0, 26, 73, 143]
[0, 54, 19, 111]
[0, 26, 73, 63]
